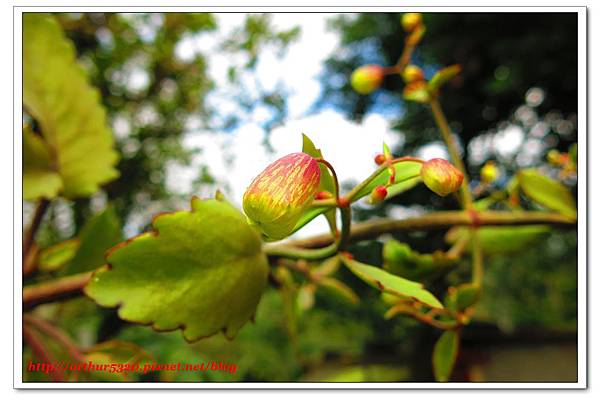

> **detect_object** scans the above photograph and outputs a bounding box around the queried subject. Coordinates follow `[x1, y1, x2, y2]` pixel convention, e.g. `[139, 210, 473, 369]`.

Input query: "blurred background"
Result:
[24, 12, 578, 382]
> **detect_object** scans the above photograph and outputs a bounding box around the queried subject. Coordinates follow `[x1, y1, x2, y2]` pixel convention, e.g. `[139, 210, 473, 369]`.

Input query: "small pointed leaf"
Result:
[340, 255, 443, 309]
[517, 169, 576, 219]
[351, 160, 422, 202]
[433, 330, 460, 382]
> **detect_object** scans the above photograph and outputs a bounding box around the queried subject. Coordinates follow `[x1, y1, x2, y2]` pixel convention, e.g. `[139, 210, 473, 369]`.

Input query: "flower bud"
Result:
[401, 13, 423, 33]
[402, 65, 425, 83]
[374, 153, 386, 165]
[243, 152, 321, 240]
[350, 65, 384, 94]
[480, 161, 499, 184]
[369, 185, 388, 204]
[421, 158, 464, 197]
[315, 191, 333, 200]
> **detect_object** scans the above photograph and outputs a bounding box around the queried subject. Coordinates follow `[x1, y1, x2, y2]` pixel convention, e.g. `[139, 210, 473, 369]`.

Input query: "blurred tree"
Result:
[42, 12, 299, 237]
[319, 13, 577, 165]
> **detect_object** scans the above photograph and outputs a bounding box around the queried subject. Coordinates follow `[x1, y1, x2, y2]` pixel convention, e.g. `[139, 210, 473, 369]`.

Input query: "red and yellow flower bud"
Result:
[421, 158, 464, 197]
[401, 13, 423, 33]
[369, 185, 388, 204]
[350, 65, 384, 94]
[243, 152, 321, 240]
[315, 191, 333, 200]
[480, 161, 499, 184]
[374, 153, 386, 165]
[402, 65, 425, 84]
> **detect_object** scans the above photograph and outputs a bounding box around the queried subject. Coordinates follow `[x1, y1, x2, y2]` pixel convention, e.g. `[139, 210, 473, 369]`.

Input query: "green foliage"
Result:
[445, 283, 481, 313]
[85, 196, 269, 342]
[518, 169, 577, 218]
[340, 254, 443, 309]
[23, 126, 63, 200]
[432, 330, 459, 382]
[23, 14, 119, 199]
[383, 239, 457, 280]
[446, 225, 550, 255]
[38, 239, 79, 272]
[351, 160, 422, 201]
[65, 207, 123, 274]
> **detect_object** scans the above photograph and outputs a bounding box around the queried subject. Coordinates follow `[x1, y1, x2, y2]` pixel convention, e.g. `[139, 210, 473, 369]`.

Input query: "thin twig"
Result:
[280, 210, 576, 249]
[23, 324, 65, 381]
[23, 271, 94, 310]
[23, 199, 50, 272]
[24, 314, 85, 363]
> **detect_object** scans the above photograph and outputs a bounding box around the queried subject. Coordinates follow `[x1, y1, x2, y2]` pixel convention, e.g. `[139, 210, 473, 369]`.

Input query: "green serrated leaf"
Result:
[23, 126, 63, 200]
[84, 197, 269, 342]
[433, 330, 460, 382]
[38, 239, 80, 272]
[24, 14, 119, 199]
[383, 239, 457, 281]
[517, 169, 576, 218]
[428, 64, 461, 93]
[352, 161, 422, 202]
[301, 134, 337, 233]
[66, 206, 123, 274]
[340, 255, 443, 309]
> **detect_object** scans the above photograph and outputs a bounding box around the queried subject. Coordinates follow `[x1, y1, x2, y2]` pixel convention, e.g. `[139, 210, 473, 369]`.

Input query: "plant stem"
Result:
[281, 210, 576, 250]
[471, 229, 484, 286]
[429, 98, 473, 209]
[23, 199, 50, 273]
[23, 271, 93, 310]
[315, 158, 340, 201]
[338, 206, 352, 251]
[23, 324, 65, 381]
[264, 242, 338, 261]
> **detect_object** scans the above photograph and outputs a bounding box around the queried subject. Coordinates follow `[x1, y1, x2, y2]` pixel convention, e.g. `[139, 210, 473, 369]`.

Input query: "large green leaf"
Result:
[85, 196, 269, 342]
[517, 169, 576, 219]
[383, 239, 457, 281]
[340, 255, 443, 309]
[351, 161, 422, 201]
[24, 14, 119, 199]
[65, 206, 123, 274]
[432, 330, 460, 382]
[23, 126, 62, 200]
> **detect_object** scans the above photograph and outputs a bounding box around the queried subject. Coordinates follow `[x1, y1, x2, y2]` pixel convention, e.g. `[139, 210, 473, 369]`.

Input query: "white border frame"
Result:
[12, 5, 587, 389]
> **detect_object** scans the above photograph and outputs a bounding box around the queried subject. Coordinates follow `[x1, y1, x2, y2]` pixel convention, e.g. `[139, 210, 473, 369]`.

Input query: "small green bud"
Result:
[401, 13, 423, 33]
[402, 65, 425, 83]
[421, 158, 464, 197]
[350, 65, 384, 94]
[243, 152, 321, 240]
